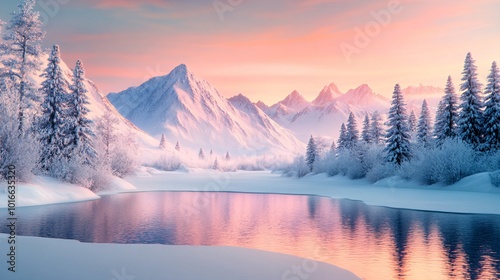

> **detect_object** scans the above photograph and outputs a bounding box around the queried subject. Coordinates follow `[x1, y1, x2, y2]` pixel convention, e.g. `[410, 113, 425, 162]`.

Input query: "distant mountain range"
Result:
[255, 83, 443, 142]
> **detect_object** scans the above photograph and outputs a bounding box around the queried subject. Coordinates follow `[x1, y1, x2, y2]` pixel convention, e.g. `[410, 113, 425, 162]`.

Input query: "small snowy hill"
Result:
[107, 65, 304, 156]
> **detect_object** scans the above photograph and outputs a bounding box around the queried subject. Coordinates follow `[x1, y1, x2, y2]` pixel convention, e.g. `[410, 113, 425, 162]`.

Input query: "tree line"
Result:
[297, 52, 500, 185]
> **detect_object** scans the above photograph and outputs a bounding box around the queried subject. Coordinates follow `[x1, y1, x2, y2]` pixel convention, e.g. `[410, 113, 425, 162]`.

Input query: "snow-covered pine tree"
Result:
[345, 112, 359, 149]
[0, 0, 45, 133]
[213, 157, 219, 170]
[383, 84, 411, 165]
[199, 148, 205, 159]
[38, 45, 70, 172]
[225, 151, 230, 161]
[361, 114, 372, 144]
[0, 76, 40, 181]
[67, 59, 96, 166]
[210, 149, 213, 156]
[434, 76, 459, 145]
[482, 61, 500, 151]
[175, 141, 180, 151]
[408, 110, 417, 133]
[330, 140, 336, 154]
[416, 99, 432, 146]
[306, 135, 317, 171]
[337, 123, 348, 150]
[458, 52, 483, 147]
[370, 111, 384, 145]
[159, 134, 167, 149]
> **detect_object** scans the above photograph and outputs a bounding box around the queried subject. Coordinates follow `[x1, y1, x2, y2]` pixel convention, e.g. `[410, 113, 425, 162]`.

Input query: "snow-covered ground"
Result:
[0, 176, 99, 208]
[2, 167, 499, 215]
[0, 234, 360, 280]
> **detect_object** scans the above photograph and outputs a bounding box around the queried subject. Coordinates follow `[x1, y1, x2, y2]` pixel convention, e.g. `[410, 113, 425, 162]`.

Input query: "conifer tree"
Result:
[458, 52, 483, 147]
[384, 84, 411, 165]
[408, 110, 417, 133]
[337, 123, 347, 150]
[213, 158, 219, 170]
[434, 76, 459, 145]
[337, 123, 347, 151]
[361, 114, 372, 144]
[345, 112, 359, 149]
[416, 100, 432, 146]
[67, 59, 96, 165]
[330, 140, 336, 154]
[175, 141, 180, 151]
[199, 148, 205, 159]
[0, 0, 45, 133]
[306, 135, 318, 171]
[38, 45, 70, 172]
[482, 61, 500, 151]
[159, 134, 167, 149]
[370, 111, 384, 145]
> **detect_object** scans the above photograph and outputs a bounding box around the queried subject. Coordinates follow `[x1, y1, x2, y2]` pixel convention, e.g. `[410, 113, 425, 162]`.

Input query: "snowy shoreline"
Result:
[2, 167, 500, 215]
[0, 234, 360, 280]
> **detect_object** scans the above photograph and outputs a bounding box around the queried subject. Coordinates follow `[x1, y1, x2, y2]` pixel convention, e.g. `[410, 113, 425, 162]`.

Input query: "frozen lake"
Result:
[1, 191, 499, 280]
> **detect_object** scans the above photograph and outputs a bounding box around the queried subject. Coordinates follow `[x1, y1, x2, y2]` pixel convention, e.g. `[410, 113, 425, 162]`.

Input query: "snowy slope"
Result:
[107, 65, 304, 156]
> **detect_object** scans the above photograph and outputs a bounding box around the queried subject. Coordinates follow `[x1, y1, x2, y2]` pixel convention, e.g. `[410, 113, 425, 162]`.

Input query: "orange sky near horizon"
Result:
[0, 0, 499, 104]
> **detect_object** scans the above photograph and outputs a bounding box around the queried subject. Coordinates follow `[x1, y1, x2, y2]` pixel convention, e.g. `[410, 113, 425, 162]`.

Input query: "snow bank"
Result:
[0, 176, 99, 208]
[0, 234, 360, 280]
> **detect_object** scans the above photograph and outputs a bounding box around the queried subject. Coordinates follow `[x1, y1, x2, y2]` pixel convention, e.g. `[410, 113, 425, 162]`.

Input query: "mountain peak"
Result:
[170, 64, 190, 77]
[255, 100, 269, 111]
[228, 93, 252, 105]
[282, 90, 308, 107]
[312, 82, 343, 105]
[354, 84, 371, 93]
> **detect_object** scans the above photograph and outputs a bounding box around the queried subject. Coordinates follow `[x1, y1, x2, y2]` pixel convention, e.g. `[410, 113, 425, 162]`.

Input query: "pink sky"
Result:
[1, 0, 499, 104]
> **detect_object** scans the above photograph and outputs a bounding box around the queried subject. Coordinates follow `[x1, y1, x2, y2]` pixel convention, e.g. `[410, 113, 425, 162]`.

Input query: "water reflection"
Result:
[1, 192, 499, 280]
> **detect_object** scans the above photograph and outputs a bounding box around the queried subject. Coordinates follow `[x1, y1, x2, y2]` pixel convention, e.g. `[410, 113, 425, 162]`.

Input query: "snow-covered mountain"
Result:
[312, 83, 343, 106]
[259, 84, 389, 142]
[107, 64, 304, 156]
